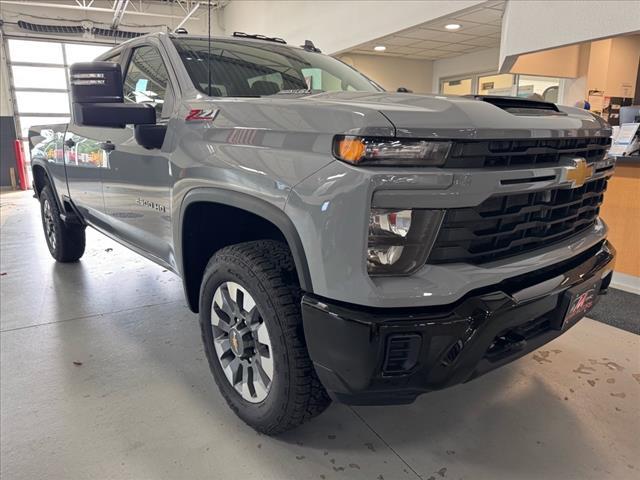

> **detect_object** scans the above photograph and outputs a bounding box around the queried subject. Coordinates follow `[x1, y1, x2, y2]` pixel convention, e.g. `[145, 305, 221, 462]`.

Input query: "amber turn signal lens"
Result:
[336, 137, 366, 164]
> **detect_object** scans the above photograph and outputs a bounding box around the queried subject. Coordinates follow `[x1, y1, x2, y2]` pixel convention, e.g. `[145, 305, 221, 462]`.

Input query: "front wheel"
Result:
[199, 240, 330, 435]
[39, 186, 85, 262]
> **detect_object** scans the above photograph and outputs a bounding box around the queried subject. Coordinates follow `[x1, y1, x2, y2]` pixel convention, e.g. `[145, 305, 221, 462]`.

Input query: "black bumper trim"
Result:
[302, 241, 615, 405]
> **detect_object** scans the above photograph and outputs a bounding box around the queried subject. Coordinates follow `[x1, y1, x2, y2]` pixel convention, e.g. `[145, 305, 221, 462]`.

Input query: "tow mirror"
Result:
[135, 124, 167, 150]
[70, 61, 155, 128]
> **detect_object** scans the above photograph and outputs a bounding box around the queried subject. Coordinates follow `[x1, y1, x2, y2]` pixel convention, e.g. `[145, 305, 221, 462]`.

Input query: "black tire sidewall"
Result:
[199, 255, 293, 430]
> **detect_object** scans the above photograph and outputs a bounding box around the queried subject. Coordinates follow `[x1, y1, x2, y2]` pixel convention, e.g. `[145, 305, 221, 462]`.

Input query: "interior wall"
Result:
[500, 0, 640, 71]
[338, 54, 432, 93]
[221, 0, 485, 55]
[431, 47, 499, 93]
[510, 45, 581, 78]
[561, 43, 591, 106]
[586, 35, 640, 98]
[605, 35, 640, 98]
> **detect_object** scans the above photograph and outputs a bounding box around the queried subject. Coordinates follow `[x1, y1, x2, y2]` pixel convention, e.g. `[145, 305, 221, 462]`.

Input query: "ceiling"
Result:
[347, 0, 505, 61]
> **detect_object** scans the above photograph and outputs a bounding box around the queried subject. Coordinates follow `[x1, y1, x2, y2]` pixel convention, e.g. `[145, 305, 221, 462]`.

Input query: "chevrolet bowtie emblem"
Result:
[564, 158, 593, 188]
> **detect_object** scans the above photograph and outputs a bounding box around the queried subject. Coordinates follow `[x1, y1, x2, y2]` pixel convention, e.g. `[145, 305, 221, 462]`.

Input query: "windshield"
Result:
[172, 37, 382, 97]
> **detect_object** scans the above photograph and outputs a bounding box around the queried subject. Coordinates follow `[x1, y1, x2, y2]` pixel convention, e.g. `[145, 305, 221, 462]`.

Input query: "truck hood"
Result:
[300, 91, 611, 139]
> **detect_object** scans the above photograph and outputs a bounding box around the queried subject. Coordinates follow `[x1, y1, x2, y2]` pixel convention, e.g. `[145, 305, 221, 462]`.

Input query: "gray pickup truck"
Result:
[30, 31, 616, 434]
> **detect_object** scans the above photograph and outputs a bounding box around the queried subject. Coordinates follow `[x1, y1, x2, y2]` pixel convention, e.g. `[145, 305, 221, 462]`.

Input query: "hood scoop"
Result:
[467, 95, 566, 116]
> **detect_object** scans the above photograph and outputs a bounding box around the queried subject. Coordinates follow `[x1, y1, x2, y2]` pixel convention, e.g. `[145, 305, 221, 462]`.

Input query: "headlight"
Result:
[334, 136, 452, 166]
[368, 208, 444, 275]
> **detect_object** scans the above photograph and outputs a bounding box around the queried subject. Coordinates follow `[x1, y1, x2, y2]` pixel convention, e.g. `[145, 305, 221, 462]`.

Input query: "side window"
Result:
[123, 46, 171, 117]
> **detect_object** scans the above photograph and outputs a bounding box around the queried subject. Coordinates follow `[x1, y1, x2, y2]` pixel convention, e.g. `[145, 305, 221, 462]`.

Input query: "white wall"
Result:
[431, 47, 499, 92]
[339, 54, 433, 93]
[221, 0, 485, 55]
[500, 0, 640, 71]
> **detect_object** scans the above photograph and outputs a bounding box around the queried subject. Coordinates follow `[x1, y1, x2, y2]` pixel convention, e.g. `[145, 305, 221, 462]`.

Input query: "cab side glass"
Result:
[123, 46, 169, 117]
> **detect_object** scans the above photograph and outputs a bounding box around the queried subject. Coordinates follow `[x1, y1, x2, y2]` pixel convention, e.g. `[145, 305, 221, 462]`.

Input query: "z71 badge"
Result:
[185, 108, 219, 122]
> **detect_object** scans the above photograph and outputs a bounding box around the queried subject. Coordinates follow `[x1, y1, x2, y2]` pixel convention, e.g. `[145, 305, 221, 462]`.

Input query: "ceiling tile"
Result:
[436, 43, 480, 53]
[459, 36, 500, 47]
[376, 36, 423, 47]
[420, 17, 483, 30]
[417, 30, 477, 43]
[459, 23, 501, 36]
[483, 0, 506, 9]
[405, 39, 451, 50]
[398, 28, 466, 41]
[454, 7, 504, 24]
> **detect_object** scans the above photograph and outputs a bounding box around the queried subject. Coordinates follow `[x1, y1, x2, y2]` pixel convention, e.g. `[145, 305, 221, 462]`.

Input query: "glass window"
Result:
[15, 91, 69, 114]
[64, 43, 112, 65]
[517, 75, 560, 101]
[441, 78, 472, 96]
[123, 46, 169, 116]
[173, 38, 381, 96]
[478, 74, 514, 96]
[8, 39, 64, 64]
[11, 65, 67, 90]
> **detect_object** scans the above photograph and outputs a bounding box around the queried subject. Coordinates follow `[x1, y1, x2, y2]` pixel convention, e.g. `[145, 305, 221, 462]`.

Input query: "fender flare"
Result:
[31, 159, 63, 207]
[176, 187, 314, 294]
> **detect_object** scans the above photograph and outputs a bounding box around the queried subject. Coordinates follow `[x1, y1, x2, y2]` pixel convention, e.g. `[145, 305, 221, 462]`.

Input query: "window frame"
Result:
[121, 42, 177, 120]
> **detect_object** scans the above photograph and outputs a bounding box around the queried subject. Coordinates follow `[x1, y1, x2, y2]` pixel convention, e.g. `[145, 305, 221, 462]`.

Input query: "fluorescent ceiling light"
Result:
[445, 23, 461, 30]
[373, 45, 386, 51]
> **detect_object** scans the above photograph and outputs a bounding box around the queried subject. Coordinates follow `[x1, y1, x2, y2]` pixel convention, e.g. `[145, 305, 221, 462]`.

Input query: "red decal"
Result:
[185, 108, 219, 121]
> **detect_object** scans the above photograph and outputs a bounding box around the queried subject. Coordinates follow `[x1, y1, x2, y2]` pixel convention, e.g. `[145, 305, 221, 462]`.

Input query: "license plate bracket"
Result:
[556, 278, 601, 331]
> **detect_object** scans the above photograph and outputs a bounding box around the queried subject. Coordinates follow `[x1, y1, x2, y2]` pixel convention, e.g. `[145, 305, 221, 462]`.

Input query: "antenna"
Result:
[207, 1, 212, 96]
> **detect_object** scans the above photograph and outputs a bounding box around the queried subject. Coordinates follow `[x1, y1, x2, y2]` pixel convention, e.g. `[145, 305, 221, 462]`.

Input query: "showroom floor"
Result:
[1, 189, 639, 480]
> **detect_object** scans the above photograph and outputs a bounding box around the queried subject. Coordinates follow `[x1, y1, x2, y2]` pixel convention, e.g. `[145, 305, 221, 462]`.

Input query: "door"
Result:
[64, 50, 123, 224]
[100, 44, 175, 267]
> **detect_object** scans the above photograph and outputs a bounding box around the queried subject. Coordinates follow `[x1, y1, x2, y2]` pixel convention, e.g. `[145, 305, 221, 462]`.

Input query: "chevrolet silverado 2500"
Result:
[29, 32, 616, 434]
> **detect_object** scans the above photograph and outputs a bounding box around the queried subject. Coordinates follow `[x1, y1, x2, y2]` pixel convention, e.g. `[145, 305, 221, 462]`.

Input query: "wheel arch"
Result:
[32, 162, 51, 196]
[177, 188, 313, 313]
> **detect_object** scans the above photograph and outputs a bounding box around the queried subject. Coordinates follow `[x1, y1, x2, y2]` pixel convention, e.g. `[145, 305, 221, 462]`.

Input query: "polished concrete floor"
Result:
[1, 189, 639, 480]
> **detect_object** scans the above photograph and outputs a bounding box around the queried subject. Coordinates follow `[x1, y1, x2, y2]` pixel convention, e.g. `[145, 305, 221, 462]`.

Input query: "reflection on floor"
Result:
[1, 190, 639, 480]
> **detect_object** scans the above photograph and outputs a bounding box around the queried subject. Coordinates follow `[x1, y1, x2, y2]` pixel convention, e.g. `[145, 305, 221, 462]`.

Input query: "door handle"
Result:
[100, 141, 115, 151]
[64, 139, 75, 148]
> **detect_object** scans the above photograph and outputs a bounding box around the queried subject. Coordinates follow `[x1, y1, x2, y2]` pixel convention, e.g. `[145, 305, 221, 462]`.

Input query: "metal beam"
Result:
[173, 1, 200, 32]
[111, 0, 129, 30]
[0, 1, 201, 21]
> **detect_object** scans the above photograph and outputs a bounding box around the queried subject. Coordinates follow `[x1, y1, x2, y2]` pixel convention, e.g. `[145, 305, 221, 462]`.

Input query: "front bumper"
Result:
[302, 240, 615, 405]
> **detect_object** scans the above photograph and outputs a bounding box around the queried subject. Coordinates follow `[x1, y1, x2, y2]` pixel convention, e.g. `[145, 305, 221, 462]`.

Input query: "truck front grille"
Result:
[445, 137, 610, 168]
[428, 178, 608, 264]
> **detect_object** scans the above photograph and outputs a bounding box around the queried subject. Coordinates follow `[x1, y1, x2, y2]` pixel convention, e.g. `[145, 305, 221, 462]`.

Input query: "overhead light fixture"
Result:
[374, 45, 386, 52]
[445, 23, 461, 30]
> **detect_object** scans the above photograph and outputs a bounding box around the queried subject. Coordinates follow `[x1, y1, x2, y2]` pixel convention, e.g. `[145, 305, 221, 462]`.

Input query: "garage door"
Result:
[5, 38, 113, 184]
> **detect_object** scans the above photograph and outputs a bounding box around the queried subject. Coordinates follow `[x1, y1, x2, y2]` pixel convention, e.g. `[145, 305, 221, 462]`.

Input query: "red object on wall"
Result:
[13, 139, 28, 191]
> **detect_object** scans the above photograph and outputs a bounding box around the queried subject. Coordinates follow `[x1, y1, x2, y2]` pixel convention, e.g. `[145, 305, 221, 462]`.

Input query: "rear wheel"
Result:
[199, 240, 330, 434]
[39, 186, 85, 262]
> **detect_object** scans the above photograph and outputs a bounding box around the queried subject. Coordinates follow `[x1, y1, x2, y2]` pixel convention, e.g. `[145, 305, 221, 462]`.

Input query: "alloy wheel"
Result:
[43, 199, 56, 251]
[211, 281, 274, 403]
